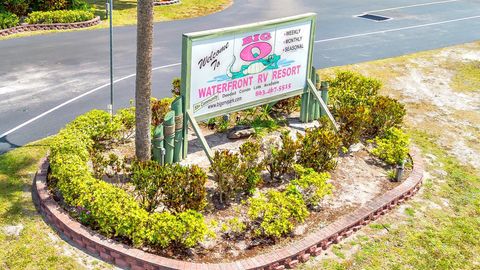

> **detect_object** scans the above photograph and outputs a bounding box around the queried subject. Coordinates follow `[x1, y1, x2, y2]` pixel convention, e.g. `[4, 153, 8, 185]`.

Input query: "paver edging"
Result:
[0, 16, 101, 37]
[32, 146, 424, 270]
[153, 0, 180, 6]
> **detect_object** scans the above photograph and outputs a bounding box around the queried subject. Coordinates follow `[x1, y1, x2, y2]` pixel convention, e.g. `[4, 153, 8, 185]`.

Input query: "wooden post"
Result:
[320, 81, 329, 117]
[163, 111, 175, 164]
[152, 124, 164, 165]
[171, 96, 183, 163]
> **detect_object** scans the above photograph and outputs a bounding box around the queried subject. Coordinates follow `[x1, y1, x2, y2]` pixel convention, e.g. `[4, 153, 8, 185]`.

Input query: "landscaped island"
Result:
[44, 71, 412, 264]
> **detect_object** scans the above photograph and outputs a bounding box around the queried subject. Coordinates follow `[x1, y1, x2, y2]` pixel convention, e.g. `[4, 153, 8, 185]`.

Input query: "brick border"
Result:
[0, 16, 101, 37]
[32, 147, 424, 270]
[153, 0, 180, 6]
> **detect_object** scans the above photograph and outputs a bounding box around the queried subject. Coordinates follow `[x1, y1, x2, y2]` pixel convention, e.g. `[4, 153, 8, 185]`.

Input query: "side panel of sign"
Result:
[188, 20, 312, 119]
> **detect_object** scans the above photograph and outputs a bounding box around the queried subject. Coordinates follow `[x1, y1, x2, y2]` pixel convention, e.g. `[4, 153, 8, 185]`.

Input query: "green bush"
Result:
[114, 107, 135, 141]
[35, 0, 69, 11]
[210, 150, 241, 203]
[367, 96, 406, 137]
[69, 0, 90, 10]
[298, 122, 341, 172]
[287, 164, 333, 208]
[26, 10, 94, 24]
[247, 190, 308, 238]
[1, 0, 30, 16]
[0, 11, 19, 29]
[239, 140, 263, 194]
[49, 109, 208, 249]
[130, 160, 207, 213]
[328, 71, 381, 147]
[263, 131, 299, 180]
[371, 127, 410, 165]
[221, 217, 246, 239]
[151, 97, 173, 126]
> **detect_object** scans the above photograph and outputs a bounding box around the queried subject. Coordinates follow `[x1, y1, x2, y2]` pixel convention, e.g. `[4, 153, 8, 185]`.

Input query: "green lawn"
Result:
[0, 0, 231, 40]
[0, 138, 111, 269]
[88, 0, 232, 26]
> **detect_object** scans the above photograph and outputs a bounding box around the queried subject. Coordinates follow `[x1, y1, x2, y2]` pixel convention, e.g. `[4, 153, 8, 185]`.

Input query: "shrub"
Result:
[66, 109, 121, 146]
[328, 71, 381, 147]
[114, 107, 135, 141]
[247, 190, 308, 238]
[263, 131, 299, 180]
[35, 0, 69, 11]
[210, 150, 241, 203]
[49, 109, 208, 249]
[287, 165, 333, 209]
[371, 127, 410, 165]
[367, 96, 406, 137]
[69, 0, 90, 10]
[171, 77, 181, 97]
[272, 96, 300, 115]
[2, 0, 30, 16]
[26, 10, 94, 24]
[298, 122, 341, 172]
[0, 12, 19, 29]
[221, 217, 247, 239]
[239, 140, 263, 194]
[130, 160, 207, 213]
[151, 97, 173, 126]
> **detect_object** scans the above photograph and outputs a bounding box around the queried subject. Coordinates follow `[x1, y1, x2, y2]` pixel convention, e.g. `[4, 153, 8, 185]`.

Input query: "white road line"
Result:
[2, 14, 480, 138]
[366, 0, 459, 13]
[315, 15, 480, 43]
[0, 63, 181, 138]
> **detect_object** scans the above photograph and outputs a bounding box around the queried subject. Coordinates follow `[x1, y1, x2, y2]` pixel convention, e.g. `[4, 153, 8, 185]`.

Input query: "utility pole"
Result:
[106, 0, 114, 115]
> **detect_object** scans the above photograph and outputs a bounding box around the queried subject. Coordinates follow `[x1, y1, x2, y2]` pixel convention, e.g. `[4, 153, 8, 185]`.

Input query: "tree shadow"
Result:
[88, 0, 138, 19]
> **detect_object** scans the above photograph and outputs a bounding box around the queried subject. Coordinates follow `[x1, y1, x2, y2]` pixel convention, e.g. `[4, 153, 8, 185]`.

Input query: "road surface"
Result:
[1, 0, 479, 153]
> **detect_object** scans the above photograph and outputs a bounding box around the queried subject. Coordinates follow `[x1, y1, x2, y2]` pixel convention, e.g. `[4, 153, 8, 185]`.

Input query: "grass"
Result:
[301, 42, 480, 270]
[87, 0, 231, 26]
[449, 61, 480, 92]
[0, 138, 110, 269]
[0, 0, 231, 40]
[301, 131, 480, 270]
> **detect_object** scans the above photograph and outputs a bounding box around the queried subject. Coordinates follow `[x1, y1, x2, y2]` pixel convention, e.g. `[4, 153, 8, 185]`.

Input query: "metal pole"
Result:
[108, 0, 114, 115]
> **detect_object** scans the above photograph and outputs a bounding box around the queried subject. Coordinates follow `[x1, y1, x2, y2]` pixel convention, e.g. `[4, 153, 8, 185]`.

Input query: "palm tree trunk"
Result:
[135, 0, 154, 161]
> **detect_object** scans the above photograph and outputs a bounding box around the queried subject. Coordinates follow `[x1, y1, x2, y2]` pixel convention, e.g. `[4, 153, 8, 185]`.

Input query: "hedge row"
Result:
[0, 12, 18, 30]
[26, 10, 94, 24]
[49, 110, 208, 248]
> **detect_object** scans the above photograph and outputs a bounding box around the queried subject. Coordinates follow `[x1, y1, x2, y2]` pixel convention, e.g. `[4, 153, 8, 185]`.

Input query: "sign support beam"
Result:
[307, 79, 339, 132]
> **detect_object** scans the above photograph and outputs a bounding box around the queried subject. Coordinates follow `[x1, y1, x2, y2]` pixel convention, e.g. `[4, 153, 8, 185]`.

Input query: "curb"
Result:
[154, 0, 180, 6]
[0, 16, 101, 37]
[32, 147, 424, 270]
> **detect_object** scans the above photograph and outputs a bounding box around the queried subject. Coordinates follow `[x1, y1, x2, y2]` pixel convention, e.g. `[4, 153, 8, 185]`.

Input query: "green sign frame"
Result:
[180, 13, 318, 160]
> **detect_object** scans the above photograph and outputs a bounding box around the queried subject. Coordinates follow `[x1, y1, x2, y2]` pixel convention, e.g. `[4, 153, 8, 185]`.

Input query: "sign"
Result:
[181, 13, 316, 121]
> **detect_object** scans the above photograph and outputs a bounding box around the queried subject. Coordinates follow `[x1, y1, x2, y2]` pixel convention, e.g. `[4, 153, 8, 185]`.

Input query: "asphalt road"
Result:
[1, 0, 480, 153]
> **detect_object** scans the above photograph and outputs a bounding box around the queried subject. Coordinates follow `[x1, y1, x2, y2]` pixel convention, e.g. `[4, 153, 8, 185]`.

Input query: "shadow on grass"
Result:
[0, 140, 49, 223]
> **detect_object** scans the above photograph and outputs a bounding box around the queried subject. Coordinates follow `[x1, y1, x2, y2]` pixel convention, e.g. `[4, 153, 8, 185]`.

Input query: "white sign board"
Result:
[182, 14, 315, 120]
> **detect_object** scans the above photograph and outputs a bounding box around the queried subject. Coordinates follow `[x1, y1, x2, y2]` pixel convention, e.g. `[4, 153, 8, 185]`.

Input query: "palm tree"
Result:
[135, 0, 154, 161]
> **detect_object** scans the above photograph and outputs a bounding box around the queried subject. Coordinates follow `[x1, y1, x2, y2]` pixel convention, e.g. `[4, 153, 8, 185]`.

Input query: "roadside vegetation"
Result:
[300, 41, 480, 269]
[1, 42, 478, 268]
[0, 0, 231, 39]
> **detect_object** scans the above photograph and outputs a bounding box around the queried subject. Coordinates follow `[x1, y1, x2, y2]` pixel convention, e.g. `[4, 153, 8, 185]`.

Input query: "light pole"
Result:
[106, 0, 114, 116]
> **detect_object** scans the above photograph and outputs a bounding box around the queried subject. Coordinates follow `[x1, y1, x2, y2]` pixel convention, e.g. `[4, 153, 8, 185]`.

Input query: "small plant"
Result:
[367, 96, 406, 137]
[272, 96, 300, 115]
[130, 160, 207, 213]
[263, 131, 299, 180]
[239, 140, 263, 194]
[371, 127, 410, 165]
[210, 150, 241, 204]
[221, 217, 247, 239]
[298, 122, 341, 172]
[247, 190, 308, 239]
[287, 164, 333, 209]
[387, 169, 397, 181]
[171, 77, 181, 96]
[114, 107, 135, 141]
[0, 11, 19, 29]
[151, 97, 173, 126]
